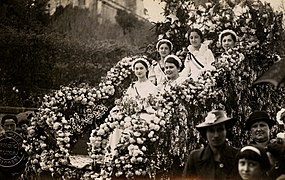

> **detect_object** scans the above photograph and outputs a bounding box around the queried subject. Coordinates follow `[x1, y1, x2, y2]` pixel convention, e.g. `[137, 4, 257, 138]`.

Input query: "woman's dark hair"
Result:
[236, 145, 271, 171]
[165, 57, 181, 71]
[187, 28, 204, 43]
[156, 41, 173, 51]
[133, 60, 149, 70]
[221, 32, 237, 43]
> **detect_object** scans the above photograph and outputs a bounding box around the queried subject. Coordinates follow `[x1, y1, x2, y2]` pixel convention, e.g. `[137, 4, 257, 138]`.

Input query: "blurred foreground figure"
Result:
[183, 110, 239, 179]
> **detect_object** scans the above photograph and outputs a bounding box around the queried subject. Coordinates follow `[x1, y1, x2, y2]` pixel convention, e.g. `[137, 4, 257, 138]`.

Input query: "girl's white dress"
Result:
[184, 44, 215, 81]
[148, 61, 166, 86]
[108, 80, 158, 157]
[125, 80, 158, 99]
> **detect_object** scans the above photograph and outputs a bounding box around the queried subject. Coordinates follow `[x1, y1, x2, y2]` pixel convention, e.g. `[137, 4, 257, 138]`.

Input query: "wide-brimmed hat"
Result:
[245, 111, 276, 130]
[196, 110, 236, 130]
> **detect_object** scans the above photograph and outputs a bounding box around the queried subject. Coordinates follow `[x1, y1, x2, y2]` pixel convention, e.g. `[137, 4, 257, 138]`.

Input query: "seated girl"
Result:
[125, 57, 158, 99]
[109, 58, 158, 157]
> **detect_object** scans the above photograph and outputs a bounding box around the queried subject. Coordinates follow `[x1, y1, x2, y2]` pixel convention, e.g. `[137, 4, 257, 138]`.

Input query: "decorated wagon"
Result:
[22, 0, 285, 179]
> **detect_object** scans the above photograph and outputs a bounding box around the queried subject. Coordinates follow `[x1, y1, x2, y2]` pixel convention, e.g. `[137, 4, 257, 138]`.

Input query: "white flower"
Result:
[205, 112, 217, 124]
[53, 122, 62, 130]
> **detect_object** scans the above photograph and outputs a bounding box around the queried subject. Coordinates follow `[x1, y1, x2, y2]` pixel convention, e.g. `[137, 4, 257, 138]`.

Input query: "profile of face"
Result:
[134, 62, 147, 79]
[158, 43, 171, 59]
[238, 158, 263, 180]
[222, 34, 235, 52]
[3, 119, 16, 131]
[250, 121, 270, 143]
[165, 62, 180, 80]
[189, 31, 202, 49]
[206, 123, 227, 147]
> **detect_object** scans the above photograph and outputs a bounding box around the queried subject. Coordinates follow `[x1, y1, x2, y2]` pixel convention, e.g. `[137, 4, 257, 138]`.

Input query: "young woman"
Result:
[184, 28, 215, 81]
[148, 39, 173, 86]
[219, 29, 238, 52]
[126, 57, 158, 99]
[218, 29, 245, 61]
[159, 55, 187, 91]
[108, 58, 158, 157]
[183, 110, 239, 179]
[237, 145, 271, 180]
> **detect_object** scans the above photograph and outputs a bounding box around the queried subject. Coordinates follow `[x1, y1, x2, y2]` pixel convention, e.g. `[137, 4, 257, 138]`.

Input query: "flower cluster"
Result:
[23, 84, 109, 179]
[87, 80, 197, 179]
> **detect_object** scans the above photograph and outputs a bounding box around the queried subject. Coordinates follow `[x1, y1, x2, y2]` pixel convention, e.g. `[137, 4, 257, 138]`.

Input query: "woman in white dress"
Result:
[148, 39, 173, 86]
[109, 58, 158, 157]
[126, 58, 158, 99]
[184, 28, 215, 81]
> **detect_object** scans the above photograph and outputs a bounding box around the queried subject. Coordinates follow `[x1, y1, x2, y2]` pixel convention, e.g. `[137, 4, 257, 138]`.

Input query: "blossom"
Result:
[205, 113, 217, 124]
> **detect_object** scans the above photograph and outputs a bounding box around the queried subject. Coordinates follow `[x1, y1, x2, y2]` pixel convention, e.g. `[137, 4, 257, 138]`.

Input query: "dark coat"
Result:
[183, 143, 239, 180]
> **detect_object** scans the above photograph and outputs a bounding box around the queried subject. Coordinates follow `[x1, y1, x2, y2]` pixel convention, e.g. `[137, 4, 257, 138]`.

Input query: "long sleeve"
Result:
[204, 49, 215, 67]
[183, 151, 197, 179]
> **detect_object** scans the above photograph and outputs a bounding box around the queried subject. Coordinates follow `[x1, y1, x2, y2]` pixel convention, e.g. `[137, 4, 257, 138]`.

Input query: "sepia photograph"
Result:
[1, 0, 285, 179]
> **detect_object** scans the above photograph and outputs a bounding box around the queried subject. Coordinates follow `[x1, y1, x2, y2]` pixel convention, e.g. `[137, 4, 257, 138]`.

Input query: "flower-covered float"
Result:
[23, 0, 285, 179]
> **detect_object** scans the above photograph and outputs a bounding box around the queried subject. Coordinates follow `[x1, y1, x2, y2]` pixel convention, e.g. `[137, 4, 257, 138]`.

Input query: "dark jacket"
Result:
[183, 143, 239, 180]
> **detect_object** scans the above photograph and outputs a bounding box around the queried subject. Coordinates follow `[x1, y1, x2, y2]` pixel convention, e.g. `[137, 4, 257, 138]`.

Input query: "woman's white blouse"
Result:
[184, 44, 215, 81]
[148, 61, 166, 86]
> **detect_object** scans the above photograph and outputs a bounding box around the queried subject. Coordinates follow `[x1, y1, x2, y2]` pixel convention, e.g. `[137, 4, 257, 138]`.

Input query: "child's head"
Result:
[219, 29, 238, 52]
[237, 145, 270, 180]
[187, 28, 204, 48]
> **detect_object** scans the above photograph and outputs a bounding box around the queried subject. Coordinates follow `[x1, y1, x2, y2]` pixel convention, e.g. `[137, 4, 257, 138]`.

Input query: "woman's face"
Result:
[222, 34, 235, 52]
[165, 62, 179, 80]
[189, 31, 202, 49]
[206, 123, 227, 147]
[158, 43, 171, 59]
[238, 158, 263, 180]
[134, 63, 147, 79]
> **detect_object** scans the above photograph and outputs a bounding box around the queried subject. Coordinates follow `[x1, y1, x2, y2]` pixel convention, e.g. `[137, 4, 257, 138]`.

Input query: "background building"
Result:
[48, 0, 146, 23]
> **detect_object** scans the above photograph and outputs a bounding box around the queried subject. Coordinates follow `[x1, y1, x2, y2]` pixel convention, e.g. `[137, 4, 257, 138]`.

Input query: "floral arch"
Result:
[23, 0, 285, 179]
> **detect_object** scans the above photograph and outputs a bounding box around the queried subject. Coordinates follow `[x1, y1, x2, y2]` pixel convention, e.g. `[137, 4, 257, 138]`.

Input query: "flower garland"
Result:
[23, 56, 140, 179]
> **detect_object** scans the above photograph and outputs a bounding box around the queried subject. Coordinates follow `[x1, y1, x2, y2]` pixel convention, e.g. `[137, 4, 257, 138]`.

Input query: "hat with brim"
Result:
[196, 110, 236, 130]
[245, 111, 276, 130]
